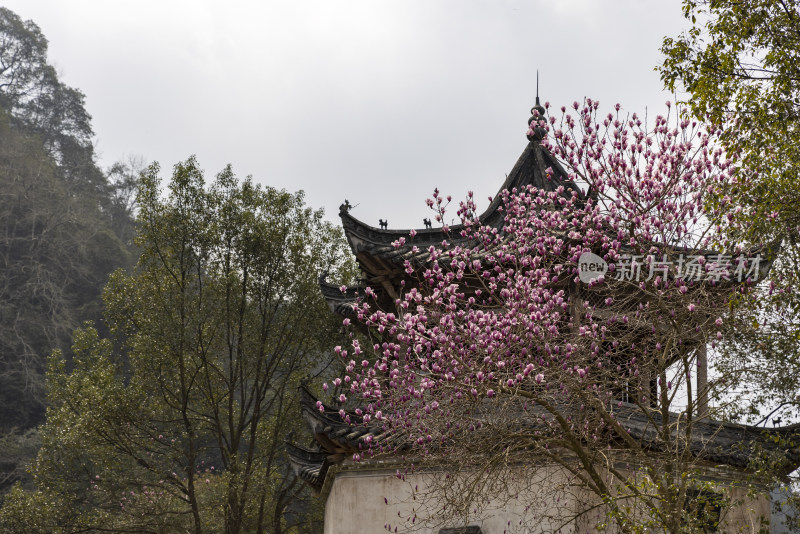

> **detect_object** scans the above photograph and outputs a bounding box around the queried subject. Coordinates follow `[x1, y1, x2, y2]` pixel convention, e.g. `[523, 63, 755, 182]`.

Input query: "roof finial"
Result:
[527, 70, 546, 142]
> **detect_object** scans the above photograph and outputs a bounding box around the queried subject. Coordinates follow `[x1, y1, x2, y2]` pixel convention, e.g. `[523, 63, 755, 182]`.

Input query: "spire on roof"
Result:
[527, 71, 547, 142]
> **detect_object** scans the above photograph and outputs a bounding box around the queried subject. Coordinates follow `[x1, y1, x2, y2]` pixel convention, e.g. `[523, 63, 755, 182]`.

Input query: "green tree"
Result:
[0, 7, 138, 498]
[1, 157, 355, 533]
[0, 105, 132, 493]
[105, 154, 147, 246]
[0, 7, 100, 193]
[661, 0, 800, 239]
[661, 3, 800, 523]
[661, 0, 800, 423]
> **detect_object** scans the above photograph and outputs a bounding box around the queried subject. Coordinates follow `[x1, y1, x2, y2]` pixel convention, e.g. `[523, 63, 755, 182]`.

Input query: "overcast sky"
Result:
[4, 0, 690, 229]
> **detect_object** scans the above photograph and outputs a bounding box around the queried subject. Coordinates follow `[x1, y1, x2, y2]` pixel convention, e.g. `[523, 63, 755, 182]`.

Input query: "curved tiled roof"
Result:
[322, 139, 583, 312]
[614, 405, 800, 472]
[285, 442, 328, 492]
[338, 140, 582, 271]
[297, 384, 398, 453]
[288, 385, 800, 493]
[286, 384, 400, 492]
[323, 134, 777, 316]
[318, 276, 360, 319]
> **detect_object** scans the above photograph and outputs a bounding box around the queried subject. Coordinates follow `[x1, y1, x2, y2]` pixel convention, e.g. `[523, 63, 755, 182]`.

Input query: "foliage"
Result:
[332, 101, 768, 532]
[661, 0, 800, 424]
[0, 6, 101, 193]
[1, 157, 354, 533]
[0, 108, 130, 437]
[0, 7, 139, 498]
[105, 154, 147, 247]
[0, 428, 39, 494]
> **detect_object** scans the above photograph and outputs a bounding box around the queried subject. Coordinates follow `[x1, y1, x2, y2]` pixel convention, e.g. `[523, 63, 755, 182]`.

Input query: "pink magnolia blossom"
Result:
[334, 99, 749, 465]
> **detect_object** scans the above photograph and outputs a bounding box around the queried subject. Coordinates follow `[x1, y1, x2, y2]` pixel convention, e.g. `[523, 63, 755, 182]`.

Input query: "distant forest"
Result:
[0, 6, 139, 493]
[0, 10, 345, 532]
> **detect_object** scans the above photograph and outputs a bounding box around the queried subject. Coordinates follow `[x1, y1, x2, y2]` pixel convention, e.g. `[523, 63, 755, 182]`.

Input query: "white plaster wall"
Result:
[323, 465, 772, 534]
[323, 466, 578, 534]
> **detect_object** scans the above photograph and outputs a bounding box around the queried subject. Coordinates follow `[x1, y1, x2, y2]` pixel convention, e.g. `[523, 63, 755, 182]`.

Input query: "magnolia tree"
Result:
[327, 100, 769, 533]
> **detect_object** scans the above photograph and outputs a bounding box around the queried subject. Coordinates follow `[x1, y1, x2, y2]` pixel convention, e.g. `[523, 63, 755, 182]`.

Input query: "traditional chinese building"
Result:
[288, 101, 800, 534]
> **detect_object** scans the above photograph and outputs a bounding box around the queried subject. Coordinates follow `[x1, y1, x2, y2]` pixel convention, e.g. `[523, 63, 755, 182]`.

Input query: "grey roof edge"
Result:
[299, 385, 800, 477]
[285, 442, 328, 493]
[588, 400, 800, 474]
[318, 276, 360, 317]
[338, 141, 583, 257]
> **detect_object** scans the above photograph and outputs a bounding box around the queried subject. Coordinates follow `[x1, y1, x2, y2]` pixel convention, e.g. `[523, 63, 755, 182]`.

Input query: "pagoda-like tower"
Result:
[292, 102, 798, 534]
[322, 100, 582, 314]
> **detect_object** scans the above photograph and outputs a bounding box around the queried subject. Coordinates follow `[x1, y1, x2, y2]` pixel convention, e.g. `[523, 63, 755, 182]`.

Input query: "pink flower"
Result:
[332, 98, 748, 473]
